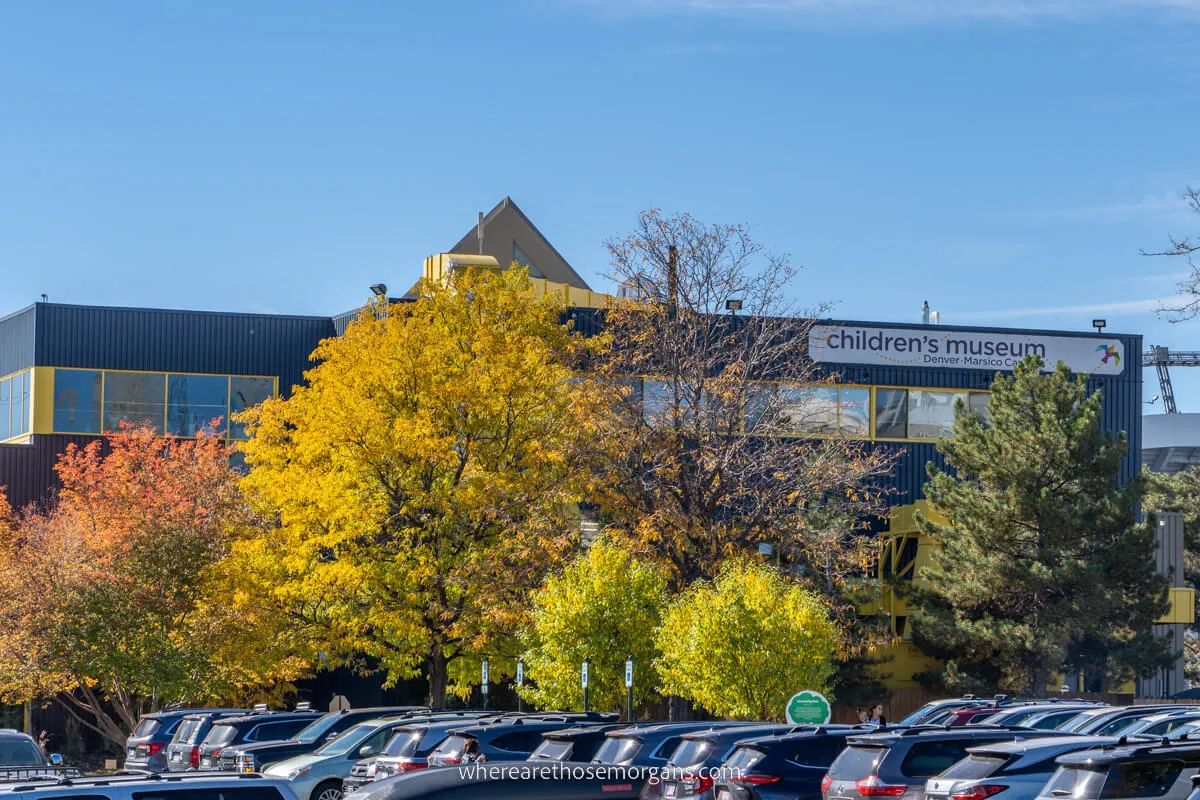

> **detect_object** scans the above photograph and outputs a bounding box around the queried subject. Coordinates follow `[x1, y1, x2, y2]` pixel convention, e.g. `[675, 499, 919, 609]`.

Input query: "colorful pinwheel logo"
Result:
[1097, 344, 1120, 366]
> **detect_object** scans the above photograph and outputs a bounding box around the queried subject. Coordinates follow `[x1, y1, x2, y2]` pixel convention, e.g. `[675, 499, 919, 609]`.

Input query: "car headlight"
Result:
[288, 767, 312, 779]
[365, 764, 376, 778]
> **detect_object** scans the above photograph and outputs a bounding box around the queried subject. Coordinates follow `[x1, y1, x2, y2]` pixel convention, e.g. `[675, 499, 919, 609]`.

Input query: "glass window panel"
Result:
[908, 390, 968, 439]
[229, 377, 275, 439]
[874, 389, 908, 439]
[13, 372, 28, 436]
[839, 388, 871, 436]
[168, 374, 230, 437]
[54, 370, 103, 433]
[969, 392, 991, 426]
[0, 377, 9, 440]
[642, 379, 673, 426]
[512, 243, 544, 278]
[777, 386, 838, 434]
[103, 371, 166, 432]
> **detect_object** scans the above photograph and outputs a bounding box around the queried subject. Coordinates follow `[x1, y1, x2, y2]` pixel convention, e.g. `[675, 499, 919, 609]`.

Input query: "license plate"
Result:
[665, 783, 677, 798]
[127, 748, 136, 757]
[171, 753, 180, 762]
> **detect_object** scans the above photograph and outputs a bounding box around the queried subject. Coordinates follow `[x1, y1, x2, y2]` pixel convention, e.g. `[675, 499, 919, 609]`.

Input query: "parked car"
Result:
[594, 723, 760, 768]
[526, 724, 635, 763]
[822, 727, 1064, 800]
[1121, 713, 1200, 738]
[0, 729, 71, 782]
[647, 724, 814, 800]
[925, 736, 1138, 800]
[228, 707, 433, 774]
[165, 710, 252, 772]
[351, 761, 647, 800]
[898, 700, 995, 728]
[197, 711, 322, 771]
[124, 708, 243, 773]
[1037, 739, 1200, 800]
[425, 718, 610, 767]
[967, 704, 1101, 729]
[264, 716, 433, 800]
[367, 717, 507, 785]
[0, 771, 300, 800]
[710, 726, 865, 800]
[1064, 706, 1192, 735]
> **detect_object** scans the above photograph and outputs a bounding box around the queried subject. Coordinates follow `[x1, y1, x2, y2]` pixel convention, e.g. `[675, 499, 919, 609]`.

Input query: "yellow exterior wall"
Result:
[32, 366, 55, 436]
[1159, 588, 1196, 625]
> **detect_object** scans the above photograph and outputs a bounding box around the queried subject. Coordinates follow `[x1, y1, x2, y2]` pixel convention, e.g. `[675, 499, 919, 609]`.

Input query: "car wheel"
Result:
[312, 781, 343, 800]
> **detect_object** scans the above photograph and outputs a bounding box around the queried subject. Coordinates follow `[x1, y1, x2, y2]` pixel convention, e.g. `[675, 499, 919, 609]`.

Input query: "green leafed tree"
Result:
[519, 537, 667, 714]
[909, 356, 1172, 694]
[656, 558, 838, 721]
[1143, 466, 1200, 682]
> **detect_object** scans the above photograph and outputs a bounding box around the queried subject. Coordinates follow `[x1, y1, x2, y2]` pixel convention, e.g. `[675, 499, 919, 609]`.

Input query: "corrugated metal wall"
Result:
[0, 434, 96, 510]
[33, 304, 336, 396]
[0, 306, 36, 378]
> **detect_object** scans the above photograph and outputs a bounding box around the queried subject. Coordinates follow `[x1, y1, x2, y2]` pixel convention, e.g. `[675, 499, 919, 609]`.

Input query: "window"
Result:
[512, 243, 544, 278]
[969, 392, 991, 425]
[132, 788, 287, 800]
[829, 745, 886, 779]
[592, 736, 641, 764]
[0, 377, 8, 440]
[840, 388, 871, 436]
[11, 372, 28, 436]
[724, 747, 766, 772]
[777, 386, 839, 434]
[133, 719, 162, 738]
[247, 720, 306, 742]
[382, 730, 423, 757]
[898, 740, 971, 777]
[874, 389, 908, 438]
[529, 739, 574, 760]
[938, 754, 1009, 780]
[491, 731, 546, 753]
[650, 736, 684, 761]
[907, 391, 967, 439]
[202, 725, 238, 747]
[1045, 766, 1106, 800]
[104, 371, 166, 432]
[666, 739, 715, 769]
[168, 374, 229, 437]
[788, 737, 846, 768]
[229, 377, 275, 439]
[1101, 760, 1185, 799]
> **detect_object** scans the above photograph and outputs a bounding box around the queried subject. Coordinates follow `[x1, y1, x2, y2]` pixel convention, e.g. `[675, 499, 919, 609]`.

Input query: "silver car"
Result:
[926, 737, 1137, 800]
[264, 717, 418, 800]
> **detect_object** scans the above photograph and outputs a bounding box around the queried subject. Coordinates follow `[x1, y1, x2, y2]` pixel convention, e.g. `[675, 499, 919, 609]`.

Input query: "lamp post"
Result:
[582, 657, 590, 713]
[481, 658, 489, 710]
[516, 659, 524, 713]
[625, 656, 634, 722]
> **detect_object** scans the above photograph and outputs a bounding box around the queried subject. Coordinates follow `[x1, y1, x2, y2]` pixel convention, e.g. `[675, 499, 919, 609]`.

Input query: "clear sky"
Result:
[4, 1, 1200, 409]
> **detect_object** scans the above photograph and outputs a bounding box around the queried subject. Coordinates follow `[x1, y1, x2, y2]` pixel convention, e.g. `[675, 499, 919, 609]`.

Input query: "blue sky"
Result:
[4, 1, 1200, 408]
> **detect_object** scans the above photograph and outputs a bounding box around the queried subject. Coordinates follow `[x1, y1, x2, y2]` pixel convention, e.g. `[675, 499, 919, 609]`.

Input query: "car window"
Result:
[382, 730, 423, 757]
[432, 735, 469, 758]
[725, 747, 767, 772]
[248, 721, 305, 742]
[899, 741, 972, 778]
[491, 731, 545, 753]
[829, 745, 886, 779]
[1100, 760, 1186, 799]
[788, 738, 846, 768]
[133, 719, 161, 738]
[355, 728, 394, 757]
[174, 720, 200, 744]
[182, 721, 210, 745]
[295, 715, 341, 744]
[0, 739, 46, 766]
[592, 736, 642, 765]
[203, 725, 238, 747]
[1095, 718, 1142, 737]
[938, 754, 1010, 780]
[650, 737, 684, 761]
[132, 788, 287, 800]
[529, 739, 574, 760]
[1145, 719, 1199, 736]
[1045, 766, 1107, 800]
[1006, 756, 1067, 776]
[1037, 712, 1084, 730]
[314, 723, 374, 756]
[666, 739, 715, 769]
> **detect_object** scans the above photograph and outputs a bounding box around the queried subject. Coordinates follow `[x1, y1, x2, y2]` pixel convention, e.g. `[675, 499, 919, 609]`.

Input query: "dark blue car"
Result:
[643, 724, 804, 800]
[713, 727, 863, 800]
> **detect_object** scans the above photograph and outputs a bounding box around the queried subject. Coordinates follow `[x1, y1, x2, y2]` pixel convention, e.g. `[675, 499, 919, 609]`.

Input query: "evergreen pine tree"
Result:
[909, 355, 1172, 694]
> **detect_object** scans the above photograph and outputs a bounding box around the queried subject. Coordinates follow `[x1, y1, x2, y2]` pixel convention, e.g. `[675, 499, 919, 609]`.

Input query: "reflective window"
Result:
[512, 243, 544, 278]
[776, 386, 838, 434]
[840, 387, 871, 436]
[229, 377, 275, 439]
[13, 372, 27, 436]
[104, 372, 166, 432]
[54, 369, 102, 434]
[168, 374, 229, 437]
[969, 392, 991, 426]
[874, 389, 908, 439]
[908, 391, 967, 439]
[0, 377, 9, 440]
[642, 379, 674, 426]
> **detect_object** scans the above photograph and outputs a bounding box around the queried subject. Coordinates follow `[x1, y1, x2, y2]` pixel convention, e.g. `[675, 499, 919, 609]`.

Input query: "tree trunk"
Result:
[426, 650, 448, 710]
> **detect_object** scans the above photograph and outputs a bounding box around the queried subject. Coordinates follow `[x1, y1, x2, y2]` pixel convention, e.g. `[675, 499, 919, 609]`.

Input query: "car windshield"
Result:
[828, 745, 887, 780]
[295, 715, 342, 744]
[173, 720, 199, 744]
[1062, 712, 1110, 733]
[667, 739, 715, 769]
[0, 739, 45, 767]
[382, 731, 423, 757]
[1100, 760, 1185, 799]
[314, 723, 375, 756]
[133, 718, 161, 738]
[1044, 766, 1107, 800]
[939, 754, 1010, 780]
[203, 725, 237, 747]
[432, 736, 469, 759]
[592, 736, 642, 765]
[898, 704, 947, 726]
[723, 747, 766, 772]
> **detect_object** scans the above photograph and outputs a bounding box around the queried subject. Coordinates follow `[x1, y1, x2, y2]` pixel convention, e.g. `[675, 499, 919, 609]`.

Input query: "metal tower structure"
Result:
[1144, 346, 1200, 414]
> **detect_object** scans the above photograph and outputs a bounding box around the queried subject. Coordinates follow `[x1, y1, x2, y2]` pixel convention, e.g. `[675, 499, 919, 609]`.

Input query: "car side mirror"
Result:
[358, 746, 376, 758]
[326, 733, 340, 741]
[49, 754, 63, 766]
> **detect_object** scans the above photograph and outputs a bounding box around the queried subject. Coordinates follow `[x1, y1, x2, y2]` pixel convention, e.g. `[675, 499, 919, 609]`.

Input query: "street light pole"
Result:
[625, 656, 634, 722]
[516, 659, 524, 713]
[582, 657, 590, 713]
[481, 658, 489, 710]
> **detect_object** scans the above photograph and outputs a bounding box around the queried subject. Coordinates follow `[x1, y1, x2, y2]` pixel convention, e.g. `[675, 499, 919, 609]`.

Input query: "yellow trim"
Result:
[32, 367, 54, 435]
[1158, 588, 1196, 625]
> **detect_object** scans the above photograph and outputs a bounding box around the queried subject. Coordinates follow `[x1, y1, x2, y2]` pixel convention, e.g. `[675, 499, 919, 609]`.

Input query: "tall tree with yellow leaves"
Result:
[231, 267, 613, 707]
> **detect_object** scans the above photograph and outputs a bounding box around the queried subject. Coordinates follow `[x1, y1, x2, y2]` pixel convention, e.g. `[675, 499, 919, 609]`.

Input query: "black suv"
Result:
[527, 724, 635, 763]
[226, 706, 430, 774]
[1037, 739, 1200, 800]
[593, 723, 761, 768]
[196, 711, 322, 770]
[823, 727, 1064, 800]
[714, 727, 864, 800]
[645, 724, 802, 800]
[427, 716, 618, 766]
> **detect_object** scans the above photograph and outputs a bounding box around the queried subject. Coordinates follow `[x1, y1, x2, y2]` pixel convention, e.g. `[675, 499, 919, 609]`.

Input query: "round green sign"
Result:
[785, 690, 832, 724]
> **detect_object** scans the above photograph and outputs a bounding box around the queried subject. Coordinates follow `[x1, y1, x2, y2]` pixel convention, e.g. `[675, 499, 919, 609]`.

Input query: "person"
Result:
[460, 738, 485, 764]
[870, 703, 887, 727]
[857, 708, 870, 725]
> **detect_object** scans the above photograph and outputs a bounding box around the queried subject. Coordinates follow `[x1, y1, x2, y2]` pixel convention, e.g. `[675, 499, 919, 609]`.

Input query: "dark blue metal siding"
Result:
[33, 304, 336, 396]
[0, 434, 97, 510]
[0, 306, 36, 378]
